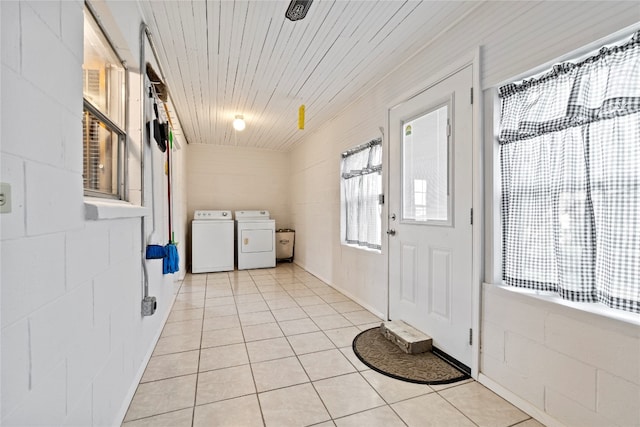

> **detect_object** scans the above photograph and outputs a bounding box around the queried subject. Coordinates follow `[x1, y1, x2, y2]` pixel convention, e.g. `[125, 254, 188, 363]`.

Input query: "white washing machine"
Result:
[235, 210, 276, 270]
[192, 210, 234, 273]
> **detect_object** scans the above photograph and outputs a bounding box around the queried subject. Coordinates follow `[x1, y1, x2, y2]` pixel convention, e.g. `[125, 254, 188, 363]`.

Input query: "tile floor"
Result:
[122, 263, 545, 427]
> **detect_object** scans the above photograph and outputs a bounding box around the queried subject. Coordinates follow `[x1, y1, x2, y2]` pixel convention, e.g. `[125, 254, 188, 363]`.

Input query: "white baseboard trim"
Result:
[478, 374, 564, 427]
[292, 261, 385, 320]
[114, 289, 179, 426]
[329, 284, 385, 321]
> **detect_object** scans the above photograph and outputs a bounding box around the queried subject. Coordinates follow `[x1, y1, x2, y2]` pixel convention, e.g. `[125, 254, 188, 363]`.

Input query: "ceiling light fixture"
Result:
[285, 0, 313, 21]
[233, 115, 246, 131]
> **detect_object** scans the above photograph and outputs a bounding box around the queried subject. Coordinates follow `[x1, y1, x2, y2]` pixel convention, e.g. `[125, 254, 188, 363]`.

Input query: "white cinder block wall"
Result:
[290, 2, 640, 426]
[290, 107, 388, 317]
[186, 144, 291, 226]
[185, 144, 292, 266]
[481, 285, 640, 427]
[1, 1, 186, 425]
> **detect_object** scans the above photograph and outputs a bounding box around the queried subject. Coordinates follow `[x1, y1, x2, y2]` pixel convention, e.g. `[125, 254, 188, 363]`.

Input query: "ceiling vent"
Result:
[285, 0, 313, 21]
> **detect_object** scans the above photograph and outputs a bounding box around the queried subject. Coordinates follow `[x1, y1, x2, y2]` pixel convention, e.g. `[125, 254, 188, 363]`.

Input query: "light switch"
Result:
[0, 182, 11, 214]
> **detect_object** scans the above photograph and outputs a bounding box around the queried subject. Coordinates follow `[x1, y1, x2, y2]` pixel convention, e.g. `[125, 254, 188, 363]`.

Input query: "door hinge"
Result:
[470, 208, 473, 225]
[378, 194, 385, 205]
[469, 328, 473, 345]
[470, 87, 474, 104]
[447, 119, 451, 137]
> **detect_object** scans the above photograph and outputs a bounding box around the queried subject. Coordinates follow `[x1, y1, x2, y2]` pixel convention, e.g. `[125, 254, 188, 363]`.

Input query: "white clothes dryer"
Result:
[235, 210, 276, 270]
[192, 210, 234, 273]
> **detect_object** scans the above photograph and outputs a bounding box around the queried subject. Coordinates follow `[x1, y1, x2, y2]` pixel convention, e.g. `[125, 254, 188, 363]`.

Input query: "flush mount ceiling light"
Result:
[285, 0, 313, 21]
[233, 115, 246, 131]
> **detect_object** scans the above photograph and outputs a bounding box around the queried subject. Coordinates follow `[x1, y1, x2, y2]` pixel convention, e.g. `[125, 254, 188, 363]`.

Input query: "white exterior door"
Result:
[388, 66, 473, 367]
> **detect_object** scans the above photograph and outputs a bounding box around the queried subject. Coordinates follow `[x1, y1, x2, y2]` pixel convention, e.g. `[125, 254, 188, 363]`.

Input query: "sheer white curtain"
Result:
[341, 139, 382, 250]
[499, 31, 640, 314]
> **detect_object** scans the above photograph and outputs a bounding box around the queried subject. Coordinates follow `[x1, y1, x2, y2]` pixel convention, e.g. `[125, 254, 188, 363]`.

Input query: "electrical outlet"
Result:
[0, 183, 11, 214]
[142, 296, 157, 316]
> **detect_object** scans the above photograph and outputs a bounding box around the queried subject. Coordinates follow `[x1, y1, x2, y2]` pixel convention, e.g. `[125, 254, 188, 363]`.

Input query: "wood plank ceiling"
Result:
[138, 0, 479, 151]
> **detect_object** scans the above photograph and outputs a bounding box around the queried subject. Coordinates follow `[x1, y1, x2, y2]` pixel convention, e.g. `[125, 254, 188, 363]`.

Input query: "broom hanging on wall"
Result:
[163, 105, 179, 274]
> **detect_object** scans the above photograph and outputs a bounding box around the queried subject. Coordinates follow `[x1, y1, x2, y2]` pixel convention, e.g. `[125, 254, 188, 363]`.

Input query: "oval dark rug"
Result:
[352, 327, 470, 385]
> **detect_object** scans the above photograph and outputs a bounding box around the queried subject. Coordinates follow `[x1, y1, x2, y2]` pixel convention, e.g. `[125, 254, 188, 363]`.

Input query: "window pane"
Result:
[340, 138, 382, 251]
[402, 105, 449, 222]
[83, 110, 119, 195]
[83, 9, 125, 128]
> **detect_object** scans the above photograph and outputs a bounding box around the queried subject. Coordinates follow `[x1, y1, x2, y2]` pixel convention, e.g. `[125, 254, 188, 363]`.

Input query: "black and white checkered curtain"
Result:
[341, 138, 382, 250]
[499, 31, 640, 314]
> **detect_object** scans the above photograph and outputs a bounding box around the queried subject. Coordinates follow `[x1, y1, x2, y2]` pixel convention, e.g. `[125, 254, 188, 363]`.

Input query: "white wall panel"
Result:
[545, 387, 620, 427]
[186, 144, 291, 226]
[0, 320, 30, 416]
[597, 371, 640, 427]
[1, 233, 67, 327]
[481, 353, 546, 410]
[0, 154, 26, 240]
[1, 0, 21, 72]
[0, 1, 188, 426]
[482, 285, 640, 427]
[479, 1, 640, 87]
[1, 67, 69, 167]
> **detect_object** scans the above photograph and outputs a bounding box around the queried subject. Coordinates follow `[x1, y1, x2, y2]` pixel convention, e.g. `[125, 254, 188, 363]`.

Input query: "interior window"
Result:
[82, 7, 126, 198]
[498, 31, 640, 314]
[340, 138, 383, 251]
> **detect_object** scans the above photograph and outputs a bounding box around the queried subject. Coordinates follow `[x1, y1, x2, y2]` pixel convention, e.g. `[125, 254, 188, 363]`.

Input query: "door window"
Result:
[402, 103, 450, 223]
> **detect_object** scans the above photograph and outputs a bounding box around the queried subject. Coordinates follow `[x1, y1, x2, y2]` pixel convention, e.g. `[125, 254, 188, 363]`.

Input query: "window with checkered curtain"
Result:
[341, 138, 383, 251]
[498, 31, 640, 314]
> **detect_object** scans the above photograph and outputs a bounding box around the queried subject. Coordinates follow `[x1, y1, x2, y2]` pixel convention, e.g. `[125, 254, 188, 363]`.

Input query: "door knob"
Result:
[386, 229, 396, 235]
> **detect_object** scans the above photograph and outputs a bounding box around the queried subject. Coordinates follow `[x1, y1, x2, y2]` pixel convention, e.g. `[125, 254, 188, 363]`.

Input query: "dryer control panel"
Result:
[235, 210, 270, 220]
[194, 210, 232, 220]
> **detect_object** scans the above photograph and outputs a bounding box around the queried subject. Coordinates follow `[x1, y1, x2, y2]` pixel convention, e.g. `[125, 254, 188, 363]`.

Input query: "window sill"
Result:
[341, 242, 382, 254]
[84, 197, 150, 220]
[490, 283, 640, 328]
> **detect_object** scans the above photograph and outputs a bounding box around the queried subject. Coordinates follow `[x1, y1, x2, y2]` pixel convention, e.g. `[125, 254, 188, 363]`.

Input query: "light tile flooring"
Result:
[123, 263, 545, 427]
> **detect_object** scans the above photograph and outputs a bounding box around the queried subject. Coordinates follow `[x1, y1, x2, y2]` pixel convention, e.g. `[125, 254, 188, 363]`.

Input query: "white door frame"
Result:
[384, 48, 482, 378]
